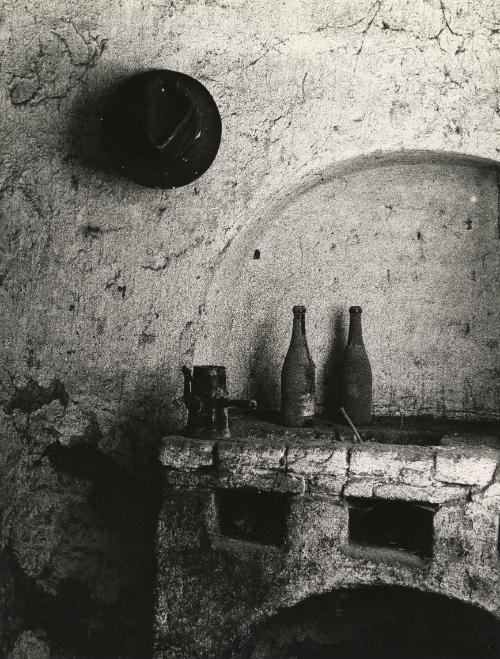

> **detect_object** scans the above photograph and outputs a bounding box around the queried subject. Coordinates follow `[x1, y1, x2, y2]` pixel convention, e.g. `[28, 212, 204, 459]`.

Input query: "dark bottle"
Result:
[281, 306, 316, 427]
[340, 306, 372, 425]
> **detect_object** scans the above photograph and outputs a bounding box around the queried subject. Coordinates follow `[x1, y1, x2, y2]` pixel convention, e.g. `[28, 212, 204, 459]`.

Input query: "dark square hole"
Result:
[216, 489, 289, 547]
[347, 497, 436, 559]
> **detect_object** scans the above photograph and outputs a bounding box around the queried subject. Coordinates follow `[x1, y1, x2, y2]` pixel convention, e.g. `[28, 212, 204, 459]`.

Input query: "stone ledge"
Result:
[160, 436, 214, 470]
[159, 432, 500, 498]
[373, 482, 468, 504]
[215, 471, 306, 495]
[215, 439, 287, 471]
[349, 444, 434, 480]
[434, 448, 499, 487]
[287, 446, 349, 477]
[344, 479, 468, 503]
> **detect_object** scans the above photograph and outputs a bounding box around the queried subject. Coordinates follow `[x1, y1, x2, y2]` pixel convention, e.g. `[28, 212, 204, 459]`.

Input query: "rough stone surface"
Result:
[155, 417, 500, 657]
[0, 397, 162, 657]
[8, 630, 51, 659]
[287, 445, 349, 476]
[435, 447, 499, 486]
[0, 0, 499, 655]
[160, 437, 214, 470]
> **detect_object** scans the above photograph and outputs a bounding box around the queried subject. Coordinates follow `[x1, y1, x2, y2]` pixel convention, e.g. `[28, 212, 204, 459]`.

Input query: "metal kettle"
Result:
[182, 365, 256, 439]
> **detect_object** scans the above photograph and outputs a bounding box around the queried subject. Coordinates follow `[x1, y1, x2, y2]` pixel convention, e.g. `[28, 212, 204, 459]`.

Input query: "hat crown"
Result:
[143, 74, 199, 158]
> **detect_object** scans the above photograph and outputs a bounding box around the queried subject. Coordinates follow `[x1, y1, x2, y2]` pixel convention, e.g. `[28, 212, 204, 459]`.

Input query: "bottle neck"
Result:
[347, 313, 364, 345]
[291, 312, 307, 345]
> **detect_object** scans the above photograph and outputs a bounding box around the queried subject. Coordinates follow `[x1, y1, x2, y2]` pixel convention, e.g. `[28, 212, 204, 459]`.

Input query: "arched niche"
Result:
[240, 585, 500, 659]
[196, 150, 500, 420]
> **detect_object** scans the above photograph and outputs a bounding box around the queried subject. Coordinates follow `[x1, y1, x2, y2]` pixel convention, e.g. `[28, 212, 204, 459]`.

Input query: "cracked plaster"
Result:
[0, 0, 499, 429]
[0, 0, 500, 655]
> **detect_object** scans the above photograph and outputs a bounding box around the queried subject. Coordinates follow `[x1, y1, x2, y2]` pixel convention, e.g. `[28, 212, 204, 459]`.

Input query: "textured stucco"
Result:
[0, 0, 499, 655]
[1, 0, 499, 425]
[197, 155, 500, 419]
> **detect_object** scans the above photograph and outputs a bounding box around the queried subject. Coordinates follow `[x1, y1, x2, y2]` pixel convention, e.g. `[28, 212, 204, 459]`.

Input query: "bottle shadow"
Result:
[322, 309, 346, 422]
[248, 320, 281, 420]
[65, 61, 135, 181]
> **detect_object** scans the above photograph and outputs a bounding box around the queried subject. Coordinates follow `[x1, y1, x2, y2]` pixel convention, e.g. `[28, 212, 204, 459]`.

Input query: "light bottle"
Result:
[281, 306, 316, 427]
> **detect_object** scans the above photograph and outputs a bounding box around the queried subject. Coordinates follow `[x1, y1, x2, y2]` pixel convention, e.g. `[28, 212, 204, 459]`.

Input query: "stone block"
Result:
[306, 475, 345, 496]
[215, 471, 306, 494]
[373, 483, 468, 504]
[343, 479, 375, 498]
[216, 439, 287, 471]
[372, 483, 431, 501]
[287, 496, 347, 548]
[164, 471, 214, 490]
[160, 436, 214, 469]
[398, 454, 434, 487]
[349, 446, 402, 479]
[349, 444, 432, 480]
[435, 448, 499, 487]
[287, 445, 349, 477]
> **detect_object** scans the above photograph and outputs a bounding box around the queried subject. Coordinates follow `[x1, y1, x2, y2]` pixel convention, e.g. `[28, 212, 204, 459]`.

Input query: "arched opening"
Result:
[197, 150, 500, 421]
[242, 586, 500, 659]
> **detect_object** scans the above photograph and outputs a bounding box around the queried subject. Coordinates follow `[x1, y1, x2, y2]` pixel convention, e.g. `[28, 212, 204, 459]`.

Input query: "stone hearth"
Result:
[154, 415, 500, 658]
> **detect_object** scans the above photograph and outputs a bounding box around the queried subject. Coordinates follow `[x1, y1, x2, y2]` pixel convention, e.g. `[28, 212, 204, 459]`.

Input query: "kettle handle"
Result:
[182, 366, 202, 412]
[182, 366, 192, 399]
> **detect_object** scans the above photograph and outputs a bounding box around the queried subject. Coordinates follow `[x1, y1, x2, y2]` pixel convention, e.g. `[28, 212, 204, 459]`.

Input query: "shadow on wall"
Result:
[248, 320, 277, 412]
[240, 585, 500, 659]
[66, 61, 132, 181]
[0, 371, 170, 658]
[321, 308, 346, 419]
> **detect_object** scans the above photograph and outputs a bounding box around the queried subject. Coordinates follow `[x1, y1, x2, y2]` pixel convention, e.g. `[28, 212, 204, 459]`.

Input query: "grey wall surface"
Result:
[198, 154, 500, 419]
[1, 0, 499, 429]
[0, 0, 499, 656]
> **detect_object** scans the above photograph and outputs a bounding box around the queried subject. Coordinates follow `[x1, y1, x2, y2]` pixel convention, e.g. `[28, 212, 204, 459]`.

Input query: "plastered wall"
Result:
[197, 153, 500, 419]
[0, 0, 499, 655]
[1, 0, 499, 428]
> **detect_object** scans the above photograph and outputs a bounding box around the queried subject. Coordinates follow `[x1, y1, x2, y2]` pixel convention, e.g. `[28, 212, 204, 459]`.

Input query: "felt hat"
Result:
[102, 69, 222, 188]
